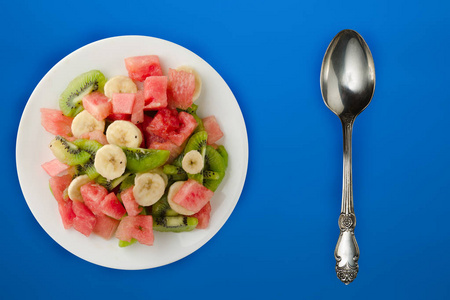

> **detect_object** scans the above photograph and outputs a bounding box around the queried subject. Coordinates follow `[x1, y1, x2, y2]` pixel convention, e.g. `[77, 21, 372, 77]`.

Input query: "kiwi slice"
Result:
[118, 173, 136, 193]
[203, 170, 220, 180]
[49, 136, 91, 166]
[72, 139, 103, 179]
[119, 239, 137, 248]
[121, 147, 170, 173]
[59, 70, 107, 117]
[152, 194, 179, 219]
[216, 145, 228, 169]
[153, 216, 198, 232]
[96, 173, 130, 191]
[203, 145, 226, 192]
[163, 164, 185, 175]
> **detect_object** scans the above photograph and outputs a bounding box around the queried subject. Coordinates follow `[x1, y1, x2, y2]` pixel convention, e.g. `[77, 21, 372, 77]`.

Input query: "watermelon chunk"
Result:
[167, 112, 197, 146]
[80, 130, 108, 145]
[120, 186, 142, 216]
[148, 140, 183, 164]
[40, 108, 73, 136]
[80, 182, 108, 215]
[49, 174, 73, 204]
[172, 179, 214, 213]
[72, 201, 97, 237]
[167, 68, 195, 109]
[93, 215, 120, 240]
[202, 115, 224, 144]
[58, 199, 76, 229]
[115, 215, 154, 246]
[125, 55, 163, 82]
[100, 192, 126, 220]
[112, 93, 136, 114]
[131, 91, 145, 124]
[107, 113, 131, 121]
[192, 202, 211, 229]
[82, 92, 112, 121]
[42, 159, 70, 177]
[143, 76, 168, 110]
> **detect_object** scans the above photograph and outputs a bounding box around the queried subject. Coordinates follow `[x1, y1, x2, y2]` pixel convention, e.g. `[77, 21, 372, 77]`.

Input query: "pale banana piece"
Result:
[145, 167, 169, 187]
[71, 110, 105, 138]
[68, 174, 91, 202]
[94, 144, 127, 180]
[133, 173, 166, 206]
[106, 120, 143, 148]
[176, 66, 202, 101]
[104, 75, 138, 98]
[167, 181, 195, 216]
[182, 150, 204, 174]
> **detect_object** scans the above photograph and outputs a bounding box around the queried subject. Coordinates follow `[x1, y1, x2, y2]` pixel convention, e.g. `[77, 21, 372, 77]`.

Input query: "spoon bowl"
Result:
[320, 29, 375, 284]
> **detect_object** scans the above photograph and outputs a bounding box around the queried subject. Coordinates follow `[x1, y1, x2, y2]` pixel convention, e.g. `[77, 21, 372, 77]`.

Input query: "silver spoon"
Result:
[320, 29, 375, 284]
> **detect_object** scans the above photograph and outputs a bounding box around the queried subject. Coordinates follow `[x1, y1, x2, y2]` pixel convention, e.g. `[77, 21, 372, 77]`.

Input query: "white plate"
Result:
[16, 36, 248, 270]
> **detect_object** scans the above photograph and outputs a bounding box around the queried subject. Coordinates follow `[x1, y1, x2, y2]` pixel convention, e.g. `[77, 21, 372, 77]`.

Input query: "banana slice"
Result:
[104, 75, 138, 98]
[146, 167, 169, 186]
[176, 66, 202, 101]
[71, 110, 105, 138]
[167, 181, 195, 216]
[106, 120, 143, 148]
[94, 144, 127, 180]
[133, 173, 166, 206]
[182, 150, 204, 174]
[68, 174, 91, 202]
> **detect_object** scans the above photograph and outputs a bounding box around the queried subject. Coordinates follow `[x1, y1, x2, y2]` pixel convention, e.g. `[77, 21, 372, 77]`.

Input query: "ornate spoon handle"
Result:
[335, 118, 360, 285]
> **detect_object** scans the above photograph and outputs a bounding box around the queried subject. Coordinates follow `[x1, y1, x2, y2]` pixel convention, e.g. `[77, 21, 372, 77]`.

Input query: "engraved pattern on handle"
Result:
[335, 118, 360, 285]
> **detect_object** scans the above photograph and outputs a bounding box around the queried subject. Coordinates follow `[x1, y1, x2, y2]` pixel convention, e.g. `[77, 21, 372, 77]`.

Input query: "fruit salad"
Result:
[40, 55, 227, 247]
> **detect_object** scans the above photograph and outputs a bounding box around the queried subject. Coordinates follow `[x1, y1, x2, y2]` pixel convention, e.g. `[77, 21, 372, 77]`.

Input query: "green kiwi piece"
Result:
[185, 103, 198, 114]
[96, 173, 130, 191]
[152, 194, 179, 219]
[49, 136, 91, 166]
[169, 173, 188, 184]
[153, 216, 198, 232]
[121, 147, 170, 173]
[216, 145, 228, 169]
[118, 174, 136, 193]
[72, 139, 103, 179]
[119, 239, 137, 248]
[203, 170, 220, 180]
[163, 164, 185, 175]
[203, 145, 226, 192]
[173, 154, 184, 167]
[192, 113, 205, 133]
[59, 70, 107, 117]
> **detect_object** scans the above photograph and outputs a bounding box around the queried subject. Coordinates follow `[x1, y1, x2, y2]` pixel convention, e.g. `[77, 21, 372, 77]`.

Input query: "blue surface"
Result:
[3, 0, 450, 299]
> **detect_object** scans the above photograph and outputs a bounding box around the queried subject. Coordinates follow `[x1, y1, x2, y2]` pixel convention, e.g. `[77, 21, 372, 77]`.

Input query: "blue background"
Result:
[3, 0, 450, 299]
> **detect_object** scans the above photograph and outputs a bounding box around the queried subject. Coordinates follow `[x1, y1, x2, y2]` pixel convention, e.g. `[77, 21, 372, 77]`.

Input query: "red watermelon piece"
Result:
[167, 68, 195, 109]
[72, 201, 97, 237]
[49, 174, 72, 204]
[148, 140, 183, 163]
[112, 93, 136, 114]
[40, 108, 73, 136]
[107, 113, 131, 121]
[93, 215, 120, 240]
[192, 202, 211, 229]
[167, 112, 197, 146]
[100, 192, 126, 220]
[82, 92, 112, 121]
[42, 159, 70, 177]
[125, 55, 163, 82]
[80, 182, 108, 215]
[143, 76, 168, 110]
[80, 130, 108, 145]
[202, 115, 224, 144]
[172, 179, 214, 213]
[148, 108, 180, 140]
[58, 199, 76, 229]
[131, 91, 145, 124]
[115, 215, 154, 246]
[120, 187, 142, 216]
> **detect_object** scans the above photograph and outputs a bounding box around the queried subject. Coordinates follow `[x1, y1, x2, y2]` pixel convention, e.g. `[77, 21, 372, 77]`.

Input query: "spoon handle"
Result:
[335, 118, 360, 285]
